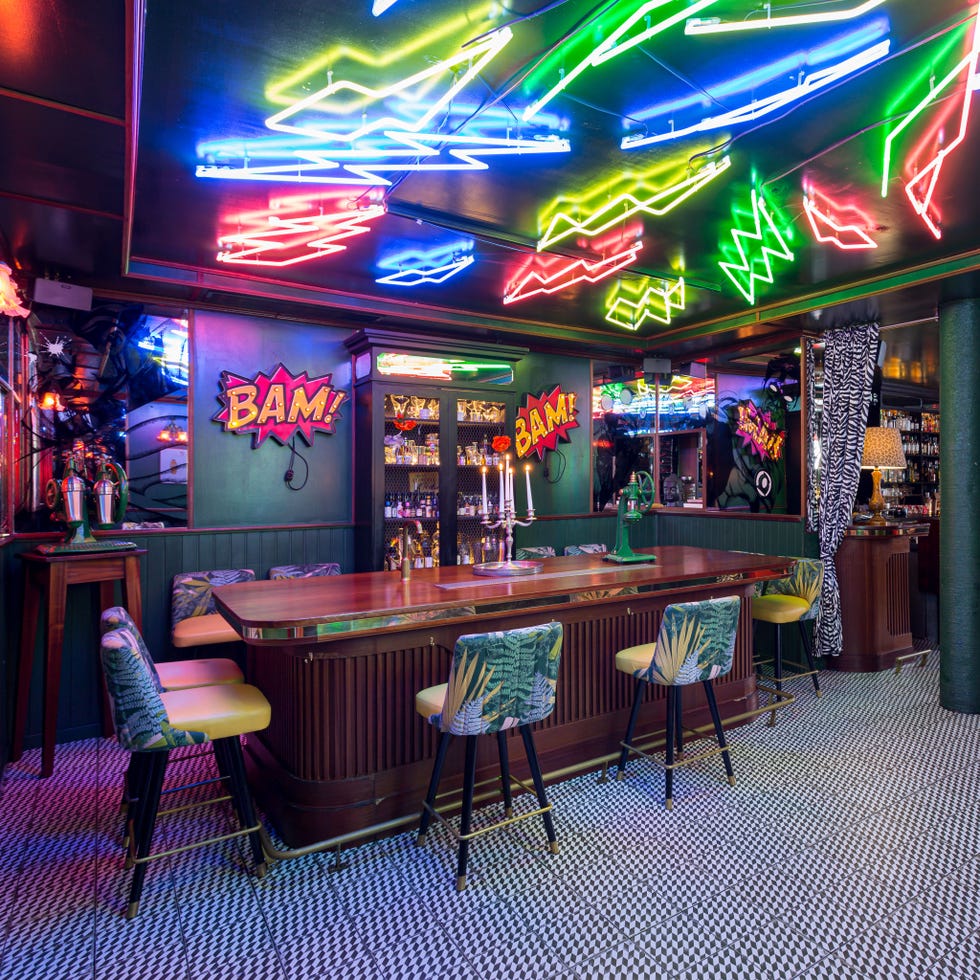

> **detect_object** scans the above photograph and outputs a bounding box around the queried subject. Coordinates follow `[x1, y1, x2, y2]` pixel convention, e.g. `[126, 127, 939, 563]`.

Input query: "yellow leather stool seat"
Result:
[752, 593, 811, 625]
[156, 659, 243, 690]
[162, 683, 271, 741]
[172, 613, 240, 648]
[615, 644, 656, 676]
[415, 683, 448, 721]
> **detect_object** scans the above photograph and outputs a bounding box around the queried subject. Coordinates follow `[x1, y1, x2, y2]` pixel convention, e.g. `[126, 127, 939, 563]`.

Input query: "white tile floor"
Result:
[3, 648, 980, 979]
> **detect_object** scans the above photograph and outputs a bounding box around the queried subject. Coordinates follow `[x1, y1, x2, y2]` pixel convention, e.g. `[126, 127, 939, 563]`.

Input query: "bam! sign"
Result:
[213, 363, 346, 448]
[735, 401, 785, 461]
[515, 386, 579, 460]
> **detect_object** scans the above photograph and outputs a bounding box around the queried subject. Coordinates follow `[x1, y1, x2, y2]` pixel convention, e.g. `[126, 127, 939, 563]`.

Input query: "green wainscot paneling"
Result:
[1, 526, 353, 753]
[654, 512, 810, 557]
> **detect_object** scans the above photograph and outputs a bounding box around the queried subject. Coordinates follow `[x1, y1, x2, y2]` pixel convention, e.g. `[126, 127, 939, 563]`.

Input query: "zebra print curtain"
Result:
[816, 321, 880, 657]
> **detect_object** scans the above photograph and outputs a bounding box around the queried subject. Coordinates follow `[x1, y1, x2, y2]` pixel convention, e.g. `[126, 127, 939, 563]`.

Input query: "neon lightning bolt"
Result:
[605, 278, 686, 330]
[377, 255, 474, 286]
[802, 193, 877, 250]
[685, 0, 888, 35]
[537, 156, 731, 251]
[522, 0, 720, 123]
[718, 190, 794, 305]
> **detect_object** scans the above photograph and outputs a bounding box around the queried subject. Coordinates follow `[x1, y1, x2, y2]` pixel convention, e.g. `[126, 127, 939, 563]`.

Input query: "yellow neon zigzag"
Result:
[718, 190, 794, 304]
[605, 278, 686, 330]
[537, 156, 731, 252]
[503, 242, 643, 304]
[266, 28, 514, 142]
[522, 0, 720, 123]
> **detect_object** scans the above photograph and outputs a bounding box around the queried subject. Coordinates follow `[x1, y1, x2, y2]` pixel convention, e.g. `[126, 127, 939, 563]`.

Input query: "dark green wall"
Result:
[192, 312, 353, 527]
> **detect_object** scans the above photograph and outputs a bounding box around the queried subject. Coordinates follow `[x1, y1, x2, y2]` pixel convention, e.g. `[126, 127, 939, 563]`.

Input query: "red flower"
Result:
[393, 417, 418, 431]
[492, 435, 511, 453]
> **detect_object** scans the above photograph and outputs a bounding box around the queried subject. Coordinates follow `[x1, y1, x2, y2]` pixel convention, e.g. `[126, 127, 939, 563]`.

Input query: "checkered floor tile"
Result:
[5, 650, 980, 979]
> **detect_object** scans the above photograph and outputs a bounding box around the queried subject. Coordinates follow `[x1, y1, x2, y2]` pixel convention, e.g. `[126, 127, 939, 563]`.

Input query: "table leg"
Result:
[11, 569, 43, 763]
[41, 563, 68, 778]
[96, 581, 116, 738]
[121, 555, 144, 630]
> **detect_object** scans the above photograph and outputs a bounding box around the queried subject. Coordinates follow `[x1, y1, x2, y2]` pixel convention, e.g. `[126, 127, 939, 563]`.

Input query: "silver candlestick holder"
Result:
[472, 504, 540, 577]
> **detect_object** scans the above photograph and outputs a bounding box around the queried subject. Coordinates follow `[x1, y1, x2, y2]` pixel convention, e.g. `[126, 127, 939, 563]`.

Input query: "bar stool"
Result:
[514, 546, 556, 560]
[616, 596, 741, 809]
[100, 625, 271, 919]
[564, 543, 607, 556]
[752, 558, 824, 702]
[102, 606, 243, 690]
[268, 562, 341, 579]
[415, 621, 563, 891]
[171, 569, 255, 649]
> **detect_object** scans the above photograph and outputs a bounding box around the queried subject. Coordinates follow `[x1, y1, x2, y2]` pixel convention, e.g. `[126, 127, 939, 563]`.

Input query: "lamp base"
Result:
[868, 466, 887, 525]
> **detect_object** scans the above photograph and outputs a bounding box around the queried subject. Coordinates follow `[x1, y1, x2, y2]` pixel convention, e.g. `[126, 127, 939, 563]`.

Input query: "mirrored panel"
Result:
[14, 302, 189, 533]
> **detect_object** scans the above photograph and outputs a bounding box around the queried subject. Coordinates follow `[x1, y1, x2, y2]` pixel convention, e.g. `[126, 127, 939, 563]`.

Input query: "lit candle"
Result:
[497, 462, 504, 513]
[481, 465, 488, 516]
[504, 455, 511, 510]
[525, 463, 533, 512]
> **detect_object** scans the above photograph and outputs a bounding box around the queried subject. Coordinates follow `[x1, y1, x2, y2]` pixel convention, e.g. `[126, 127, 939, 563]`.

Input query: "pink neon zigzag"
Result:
[503, 242, 643, 305]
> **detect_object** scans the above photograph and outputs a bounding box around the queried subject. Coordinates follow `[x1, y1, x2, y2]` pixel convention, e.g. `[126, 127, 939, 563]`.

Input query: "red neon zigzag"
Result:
[503, 241, 643, 304]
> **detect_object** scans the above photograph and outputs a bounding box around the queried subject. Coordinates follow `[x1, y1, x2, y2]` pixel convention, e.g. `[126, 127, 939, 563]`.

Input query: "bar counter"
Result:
[215, 546, 794, 846]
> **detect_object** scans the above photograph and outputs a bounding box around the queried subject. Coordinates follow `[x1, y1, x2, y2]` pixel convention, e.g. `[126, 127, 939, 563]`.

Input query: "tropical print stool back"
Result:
[763, 558, 824, 621]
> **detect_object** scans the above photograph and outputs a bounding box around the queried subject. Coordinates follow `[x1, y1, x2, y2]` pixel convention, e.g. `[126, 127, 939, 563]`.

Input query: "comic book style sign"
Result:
[515, 386, 579, 460]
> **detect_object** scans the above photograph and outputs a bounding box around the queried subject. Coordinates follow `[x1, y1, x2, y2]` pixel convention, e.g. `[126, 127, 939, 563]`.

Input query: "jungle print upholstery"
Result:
[171, 568, 255, 623]
[100, 606, 163, 691]
[761, 558, 824, 621]
[426, 622, 563, 736]
[100, 627, 208, 752]
[563, 543, 608, 556]
[268, 562, 341, 579]
[514, 546, 556, 561]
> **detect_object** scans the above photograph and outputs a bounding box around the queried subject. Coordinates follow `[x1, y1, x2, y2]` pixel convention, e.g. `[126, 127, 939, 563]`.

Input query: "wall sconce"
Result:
[157, 420, 188, 443]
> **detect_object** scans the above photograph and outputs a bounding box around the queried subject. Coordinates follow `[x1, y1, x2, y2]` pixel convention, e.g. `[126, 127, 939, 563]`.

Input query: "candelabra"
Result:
[472, 457, 539, 576]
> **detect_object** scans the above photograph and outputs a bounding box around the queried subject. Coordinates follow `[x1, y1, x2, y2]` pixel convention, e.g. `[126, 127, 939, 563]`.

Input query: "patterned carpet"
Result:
[3, 648, 979, 979]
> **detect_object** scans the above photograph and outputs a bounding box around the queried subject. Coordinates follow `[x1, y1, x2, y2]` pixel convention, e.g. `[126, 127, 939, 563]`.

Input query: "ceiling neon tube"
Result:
[503, 240, 643, 305]
[802, 192, 878, 250]
[685, 0, 888, 35]
[376, 255, 474, 286]
[537, 156, 730, 252]
[622, 40, 889, 149]
[718, 190, 794, 305]
[522, 0, 720, 123]
[604, 277, 686, 330]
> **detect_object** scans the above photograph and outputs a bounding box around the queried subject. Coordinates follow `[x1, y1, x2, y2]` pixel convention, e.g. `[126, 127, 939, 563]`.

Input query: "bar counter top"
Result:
[213, 546, 795, 644]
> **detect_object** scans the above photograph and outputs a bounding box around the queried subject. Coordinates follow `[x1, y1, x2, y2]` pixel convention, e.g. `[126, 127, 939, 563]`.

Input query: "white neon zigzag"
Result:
[503, 242, 643, 304]
[902, 5, 980, 238]
[802, 196, 877, 250]
[217, 206, 386, 266]
[622, 40, 889, 148]
[605, 278, 686, 330]
[266, 29, 514, 142]
[522, 0, 720, 123]
[685, 0, 888, 35]
[376, 255, 474, 285]
[537, 156, 731, 252]
[718, 191, 794, 304]
[372, 0, 400, 16]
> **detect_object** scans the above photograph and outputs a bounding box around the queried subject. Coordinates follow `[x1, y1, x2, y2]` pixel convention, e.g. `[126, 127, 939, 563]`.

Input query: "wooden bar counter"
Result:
[214, 546, 793, 846]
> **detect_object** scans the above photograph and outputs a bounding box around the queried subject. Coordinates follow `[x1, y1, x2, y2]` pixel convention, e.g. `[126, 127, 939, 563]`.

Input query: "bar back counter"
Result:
[215, 547, 793, 846]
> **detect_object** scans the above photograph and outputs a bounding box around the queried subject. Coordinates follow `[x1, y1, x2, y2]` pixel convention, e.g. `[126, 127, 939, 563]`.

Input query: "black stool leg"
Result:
[497, 731, 513, 818]
[520, 725, 558, 853]
[127, 751, 167, 920]
[456, 735, 479, 891]
[417, 731, 451, 845]
[664, 686, 677, 810]
[703, 680, 735, 787]
[222, 736, 266, 875]
[675, 686, 684, 755]
[617, 679, 645, 778]
[773, 623, 784, 695]
[798, 620, 821, 696]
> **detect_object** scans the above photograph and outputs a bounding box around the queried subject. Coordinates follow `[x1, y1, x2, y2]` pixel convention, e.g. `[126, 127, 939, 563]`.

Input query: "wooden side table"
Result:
[11, 548, 145, 777]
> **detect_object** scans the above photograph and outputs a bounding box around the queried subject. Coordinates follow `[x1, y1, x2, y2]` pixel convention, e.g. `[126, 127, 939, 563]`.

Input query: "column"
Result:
[938, 296, 980, 713]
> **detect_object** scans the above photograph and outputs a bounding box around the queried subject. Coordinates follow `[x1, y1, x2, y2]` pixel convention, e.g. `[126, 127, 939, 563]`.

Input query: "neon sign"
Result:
[736, 402, 785, 461]
[718, 189, 794, 305]
[213, 364, 347, 448]
[802, 190, 878, 250]
[622, 41, 889, 148]
[604, 277, 686, 330]
[0, 262, 28, 318]
[376, 353, 513, 384]
[522, 0, 720, 123]
[217, 193, 385, 266]
[504, 236, 643, 305]
[685, 0, 888, 35]
[515, 387, 579, 460]
[537, 157, 730, 252]
[376, 253, 474, 286]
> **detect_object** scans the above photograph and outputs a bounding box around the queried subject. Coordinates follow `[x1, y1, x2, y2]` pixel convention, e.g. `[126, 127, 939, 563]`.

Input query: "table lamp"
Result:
[861, 427, 907, 526]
